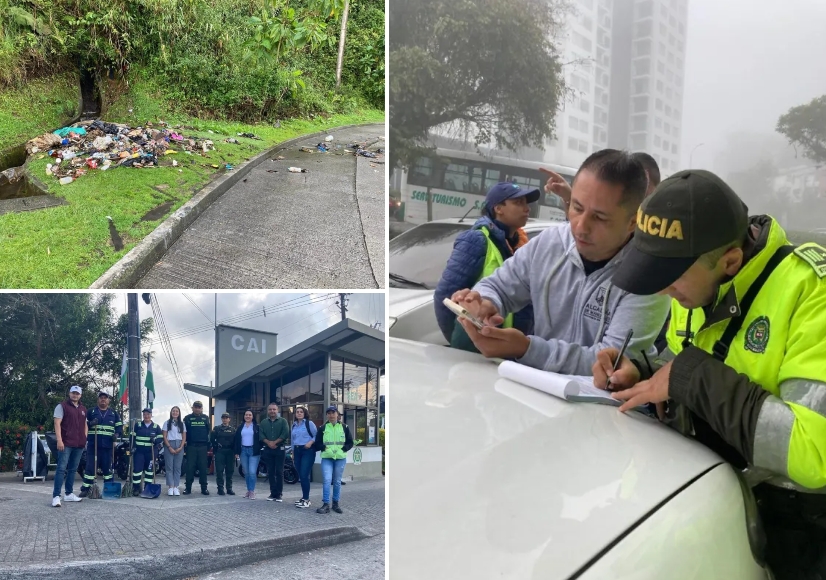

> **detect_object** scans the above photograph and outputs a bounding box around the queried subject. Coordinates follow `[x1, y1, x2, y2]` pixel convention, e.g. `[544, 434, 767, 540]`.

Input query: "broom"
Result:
[121, 427, 136, 498]
[89, 428, 102, 499]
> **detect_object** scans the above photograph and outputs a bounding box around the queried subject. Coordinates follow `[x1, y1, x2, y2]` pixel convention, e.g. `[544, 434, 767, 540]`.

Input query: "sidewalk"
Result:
[0, 474, 384, 580]
[134, 124, 385, 289]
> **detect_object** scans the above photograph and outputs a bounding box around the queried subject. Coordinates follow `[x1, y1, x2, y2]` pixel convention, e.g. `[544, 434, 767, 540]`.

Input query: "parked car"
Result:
[389, 218, 563, 344]
[388, 338, 769, 580]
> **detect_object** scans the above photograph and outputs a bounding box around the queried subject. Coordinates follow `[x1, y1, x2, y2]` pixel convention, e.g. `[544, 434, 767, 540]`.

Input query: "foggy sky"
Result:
[681, 0, 826, 171]
[108, 292, 385, 422]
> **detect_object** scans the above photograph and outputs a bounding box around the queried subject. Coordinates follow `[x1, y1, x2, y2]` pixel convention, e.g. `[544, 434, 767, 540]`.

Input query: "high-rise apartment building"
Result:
[540, 0, 688, 175]
[607, 0, 689, 176]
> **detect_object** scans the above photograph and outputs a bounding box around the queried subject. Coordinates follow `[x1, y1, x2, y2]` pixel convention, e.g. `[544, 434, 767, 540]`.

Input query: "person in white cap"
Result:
[52, 386, 88, 507]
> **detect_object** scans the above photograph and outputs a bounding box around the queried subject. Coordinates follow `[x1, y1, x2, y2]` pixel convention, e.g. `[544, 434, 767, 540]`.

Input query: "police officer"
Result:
[80, 391, 123, 498]
[211, 412, 236, 496]
[593, 170, 826, 580]
[183, 401, 210, 495]
[132, 408, 162, 495]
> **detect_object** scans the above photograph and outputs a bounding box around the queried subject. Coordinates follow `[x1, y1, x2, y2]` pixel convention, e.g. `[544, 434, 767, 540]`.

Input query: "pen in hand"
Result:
[607, 328, 634, 391]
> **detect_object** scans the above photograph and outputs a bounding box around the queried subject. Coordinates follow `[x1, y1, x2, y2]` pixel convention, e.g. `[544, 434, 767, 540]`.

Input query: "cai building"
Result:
[187, 318, 385, 478]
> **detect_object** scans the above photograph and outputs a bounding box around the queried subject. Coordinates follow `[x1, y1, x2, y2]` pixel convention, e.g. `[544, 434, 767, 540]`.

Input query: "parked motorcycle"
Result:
[238, 447, 298, 484]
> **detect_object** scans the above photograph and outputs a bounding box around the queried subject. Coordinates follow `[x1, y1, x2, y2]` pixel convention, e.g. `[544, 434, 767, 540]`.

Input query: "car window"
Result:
[389, 223, 472, 288]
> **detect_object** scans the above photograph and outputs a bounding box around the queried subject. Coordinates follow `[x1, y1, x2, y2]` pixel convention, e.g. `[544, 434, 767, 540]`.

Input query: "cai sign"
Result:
[216, 325, 279, 389]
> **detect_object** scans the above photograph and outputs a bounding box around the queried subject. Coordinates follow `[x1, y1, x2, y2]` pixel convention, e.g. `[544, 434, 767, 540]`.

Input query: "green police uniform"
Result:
[183, 409, 210, 494]
[211, 422, 236, 494]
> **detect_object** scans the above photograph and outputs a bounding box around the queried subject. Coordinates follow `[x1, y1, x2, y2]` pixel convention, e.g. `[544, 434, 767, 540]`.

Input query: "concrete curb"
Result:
[0, 525, 372, 580]
[89, 122, 384, 289]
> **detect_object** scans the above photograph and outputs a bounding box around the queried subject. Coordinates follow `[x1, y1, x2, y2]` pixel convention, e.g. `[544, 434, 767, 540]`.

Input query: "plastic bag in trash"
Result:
[54, 126, 87, 138]
[0, 167, 25, 186]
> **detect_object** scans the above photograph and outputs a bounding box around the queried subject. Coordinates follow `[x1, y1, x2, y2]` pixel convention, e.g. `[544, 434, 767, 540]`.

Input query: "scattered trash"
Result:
[299, 147, 315, 153]
[26, 121, 221, 184]
[267, 170, 278, 173]
[225, 138, 239, 144]
[225, 164, 234, 171]
[317, 143, 328, 152]
[211, 164, 220, 169]
[275, 155, 285, 160]
[325, 135, 334, 142]
[237, 132, 262, 140]
[288, 167, 308, 173]
[172, 160, 178, 167]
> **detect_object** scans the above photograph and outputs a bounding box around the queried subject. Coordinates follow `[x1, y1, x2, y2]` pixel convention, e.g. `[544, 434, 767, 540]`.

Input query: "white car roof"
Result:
[389, 338, 724, 580]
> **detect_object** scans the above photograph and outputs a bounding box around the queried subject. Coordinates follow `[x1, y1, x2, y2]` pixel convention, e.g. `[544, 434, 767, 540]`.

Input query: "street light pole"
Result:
[689, 142, 705, 167]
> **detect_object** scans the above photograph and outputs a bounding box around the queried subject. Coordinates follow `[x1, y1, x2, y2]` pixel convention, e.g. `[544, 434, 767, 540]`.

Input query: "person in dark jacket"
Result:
[234, 409, 261, 499]
[52, 385, 88, 507]
[211, 412, 236, 496]
[183, 400, 211, 495]
[434, 182, 538, 352]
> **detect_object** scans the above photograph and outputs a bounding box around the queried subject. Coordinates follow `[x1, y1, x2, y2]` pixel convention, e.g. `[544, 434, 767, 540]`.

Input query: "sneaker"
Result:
[52, 496, 62, 508]
[316, 503, 330, 514]
[173, 488, 180, 496]
[168, 488, 174, 496]
[267, 494, 278, 501]
[64, 493, 82, 502]
[182, 489, 191, 495]
[227, 489, 235, 496]
[294, 498, 303, 505]
[249, 491, 256, 499]
[296, 499, 311, 508]
[332, 501, 343, 514]
[244, 491, 250, 499]
[201, 489, 210, 496]
[78, 488, 90, 499]
[275, 496, 283, 502]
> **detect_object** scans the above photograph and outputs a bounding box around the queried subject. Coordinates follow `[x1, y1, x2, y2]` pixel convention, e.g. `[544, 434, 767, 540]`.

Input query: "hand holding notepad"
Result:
[498, 361, 621, 406]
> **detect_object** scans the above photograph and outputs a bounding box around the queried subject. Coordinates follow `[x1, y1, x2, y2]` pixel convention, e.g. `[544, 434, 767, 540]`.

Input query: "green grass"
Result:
[0, 74, 79, 153]
[0, 100, 384, 288]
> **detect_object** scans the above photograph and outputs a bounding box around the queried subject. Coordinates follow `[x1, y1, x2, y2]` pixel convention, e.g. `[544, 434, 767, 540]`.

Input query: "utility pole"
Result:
[127, 293, 142, 430]
[337, 293, 350, 321]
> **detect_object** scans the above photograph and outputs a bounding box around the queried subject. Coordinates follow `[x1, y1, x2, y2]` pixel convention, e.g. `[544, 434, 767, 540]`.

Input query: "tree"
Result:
[776, 95, 826, 164]
[389, 0, 568, 169]
[0, 294, 153, 428]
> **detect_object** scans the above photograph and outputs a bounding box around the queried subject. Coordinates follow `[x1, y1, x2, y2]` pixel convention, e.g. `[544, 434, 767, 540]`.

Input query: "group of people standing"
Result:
[51, 389, 354, 516]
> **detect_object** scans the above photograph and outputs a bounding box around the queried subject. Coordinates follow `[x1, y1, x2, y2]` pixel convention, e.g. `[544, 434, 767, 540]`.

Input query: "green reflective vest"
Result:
[479, 227, 513, 328]
[666, 219, 826, 489]
[321, 422, 347, 460]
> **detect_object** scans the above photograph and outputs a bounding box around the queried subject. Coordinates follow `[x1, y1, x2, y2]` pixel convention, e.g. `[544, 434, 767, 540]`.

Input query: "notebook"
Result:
[498, 360, 621, 407]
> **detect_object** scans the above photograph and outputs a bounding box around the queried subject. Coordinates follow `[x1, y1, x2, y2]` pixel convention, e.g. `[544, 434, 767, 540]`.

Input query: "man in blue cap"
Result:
[434, 181, 538, 352]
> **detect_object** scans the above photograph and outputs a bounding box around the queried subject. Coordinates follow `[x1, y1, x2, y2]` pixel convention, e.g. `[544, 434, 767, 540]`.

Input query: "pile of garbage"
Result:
[25, 120, 218, 185]
[296, 135, 385, 164]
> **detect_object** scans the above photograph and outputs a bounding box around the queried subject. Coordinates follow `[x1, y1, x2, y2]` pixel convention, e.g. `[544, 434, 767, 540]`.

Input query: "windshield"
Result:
[389, 223, 472, 288]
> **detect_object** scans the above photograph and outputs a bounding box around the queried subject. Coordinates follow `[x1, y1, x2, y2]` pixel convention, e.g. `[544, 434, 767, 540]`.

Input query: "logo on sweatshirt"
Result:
[744, 316, 770, 354]
[583, 285, 611, 324]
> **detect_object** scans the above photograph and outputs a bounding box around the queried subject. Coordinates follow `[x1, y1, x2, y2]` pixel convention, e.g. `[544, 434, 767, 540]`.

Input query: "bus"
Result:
[398, 147, 576, 225]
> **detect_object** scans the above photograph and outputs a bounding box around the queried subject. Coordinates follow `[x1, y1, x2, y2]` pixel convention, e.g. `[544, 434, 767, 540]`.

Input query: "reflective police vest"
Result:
[479, 227, 513, 329]
[86, 407, 122, 449]
[666, 219, 826, 489]
[321, 422, 347, 460]
[133, 421, 162, 452]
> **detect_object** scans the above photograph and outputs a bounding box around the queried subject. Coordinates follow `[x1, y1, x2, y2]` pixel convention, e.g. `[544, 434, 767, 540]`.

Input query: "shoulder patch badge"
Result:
[793, 243, 826, 279]
[744, 316, 770, 354]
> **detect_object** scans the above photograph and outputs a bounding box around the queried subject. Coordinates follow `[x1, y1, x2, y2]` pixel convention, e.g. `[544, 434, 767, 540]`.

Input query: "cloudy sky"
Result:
[681, 0, 826, 170]
[107, 292, 385, 422]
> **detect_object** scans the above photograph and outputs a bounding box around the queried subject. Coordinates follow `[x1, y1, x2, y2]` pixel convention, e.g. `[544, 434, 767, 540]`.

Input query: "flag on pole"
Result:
[145, 355, 155, 409]
[118, 348, 128, 405]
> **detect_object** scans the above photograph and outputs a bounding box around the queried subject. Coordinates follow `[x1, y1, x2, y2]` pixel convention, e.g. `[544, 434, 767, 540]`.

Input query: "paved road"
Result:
[0, 476, 383, 579]
[136, 124, 385, 289]
[197, 534, 385, 580]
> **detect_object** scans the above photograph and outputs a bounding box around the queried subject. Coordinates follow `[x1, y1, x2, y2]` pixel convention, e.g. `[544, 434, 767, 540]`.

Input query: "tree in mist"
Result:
[776, 95, 826, 164]
[389, 0, 567, 169]
[0, 294, 153, 427]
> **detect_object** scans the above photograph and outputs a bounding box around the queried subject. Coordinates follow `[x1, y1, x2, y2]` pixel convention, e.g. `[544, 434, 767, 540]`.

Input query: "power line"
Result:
[151, 295, 192, 408]
[183, 293, 214, 325]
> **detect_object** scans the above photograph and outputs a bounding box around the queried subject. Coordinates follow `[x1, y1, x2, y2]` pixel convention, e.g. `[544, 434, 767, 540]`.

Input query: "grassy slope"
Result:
[0, 76, 383, 289]
[0, 74, 79, 152]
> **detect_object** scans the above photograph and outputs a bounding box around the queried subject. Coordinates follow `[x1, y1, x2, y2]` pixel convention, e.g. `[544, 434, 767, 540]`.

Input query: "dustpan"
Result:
[103, 446, 121, 499]
[141, 443, 161, 499]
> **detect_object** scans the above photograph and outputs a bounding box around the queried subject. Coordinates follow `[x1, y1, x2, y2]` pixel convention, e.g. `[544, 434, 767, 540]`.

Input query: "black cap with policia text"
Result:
[613, 169, 749, 295]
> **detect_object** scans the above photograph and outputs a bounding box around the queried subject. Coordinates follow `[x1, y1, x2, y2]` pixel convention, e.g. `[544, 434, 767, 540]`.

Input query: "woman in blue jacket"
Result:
[291, 406, 317, 509]
[434, 182, 539, 352]
[234, 410, 261, 499]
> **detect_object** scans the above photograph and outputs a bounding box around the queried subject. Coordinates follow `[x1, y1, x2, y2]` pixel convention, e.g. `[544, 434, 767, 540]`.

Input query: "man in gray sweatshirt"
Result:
[453, 149, 671, 375]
